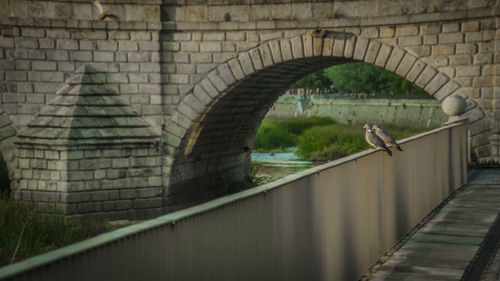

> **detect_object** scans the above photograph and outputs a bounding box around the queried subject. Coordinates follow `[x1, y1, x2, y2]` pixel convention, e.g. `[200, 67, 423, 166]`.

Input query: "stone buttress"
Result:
[12, 65, 162, 220]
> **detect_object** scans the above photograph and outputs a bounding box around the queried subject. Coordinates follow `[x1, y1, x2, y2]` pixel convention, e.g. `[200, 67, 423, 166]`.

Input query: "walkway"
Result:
[364, 169, 500, 281]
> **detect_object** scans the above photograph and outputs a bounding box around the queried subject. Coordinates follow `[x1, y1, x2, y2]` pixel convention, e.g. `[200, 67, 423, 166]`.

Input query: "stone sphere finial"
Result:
[442, 95, 467, 118]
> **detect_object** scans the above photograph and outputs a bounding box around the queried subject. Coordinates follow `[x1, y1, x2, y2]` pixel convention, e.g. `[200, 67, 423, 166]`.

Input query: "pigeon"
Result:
[363, 124, 392, 156]
[372, 124, 403, 151]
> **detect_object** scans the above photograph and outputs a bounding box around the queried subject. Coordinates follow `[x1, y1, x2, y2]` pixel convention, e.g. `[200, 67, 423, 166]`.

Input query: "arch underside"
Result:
[165, 34, 485, 210]
[167, 57, 353, 206]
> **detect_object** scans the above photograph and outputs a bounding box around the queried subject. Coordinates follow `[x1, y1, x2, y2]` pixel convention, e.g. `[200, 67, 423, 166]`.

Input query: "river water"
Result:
[250, 150, 314, 184]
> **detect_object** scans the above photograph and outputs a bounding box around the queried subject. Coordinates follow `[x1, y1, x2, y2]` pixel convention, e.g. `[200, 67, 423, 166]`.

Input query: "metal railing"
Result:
[0, 123, 468, 281]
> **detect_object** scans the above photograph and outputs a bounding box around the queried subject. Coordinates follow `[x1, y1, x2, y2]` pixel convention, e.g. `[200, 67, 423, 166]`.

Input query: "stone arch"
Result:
[162, 31, 486, 209]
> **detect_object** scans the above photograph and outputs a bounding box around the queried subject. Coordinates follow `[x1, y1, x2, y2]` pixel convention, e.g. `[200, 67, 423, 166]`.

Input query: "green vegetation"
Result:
[254, 117, 433, 161]
[291, 71, 332, 95]
[296, 124, 369, 160]
[0, 155, 114, 267]
[296, 123, 430, 160]
[253, 117, 336, 151]
[0, 196, 115, 267]
[292, 62, 429, 97]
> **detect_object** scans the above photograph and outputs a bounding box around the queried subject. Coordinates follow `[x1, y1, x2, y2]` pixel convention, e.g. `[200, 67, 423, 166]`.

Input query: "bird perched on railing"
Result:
[363, 124, 392, 156]
[372, 124, 403, 151]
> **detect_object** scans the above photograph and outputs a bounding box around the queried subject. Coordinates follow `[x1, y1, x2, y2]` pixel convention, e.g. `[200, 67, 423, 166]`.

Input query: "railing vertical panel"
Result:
[0, 123, 469, 281]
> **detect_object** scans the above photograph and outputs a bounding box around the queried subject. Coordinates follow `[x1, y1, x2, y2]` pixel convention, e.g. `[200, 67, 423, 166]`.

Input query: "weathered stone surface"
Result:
[424, 73, 449, 96]
[269, 41, 282, 64]
[385, 47, 405, 72]
[395, 53, 417, 78]
[434, 81, 460, 101]
[415, 65, 438, 89]
[353, 37, 369, 61]
[291, 36, 304, 59]
[280, 40, 293, 61]
[259, 44, 273, 67]
[442, 95, 467, 116]
[364, 41, 380, 64]
[18, 65, 160, 146]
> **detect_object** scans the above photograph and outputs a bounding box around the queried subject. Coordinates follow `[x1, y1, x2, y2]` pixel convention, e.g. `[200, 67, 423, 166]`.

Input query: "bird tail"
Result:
[384, 148, 392, 156]
[396, 145, 403, 151]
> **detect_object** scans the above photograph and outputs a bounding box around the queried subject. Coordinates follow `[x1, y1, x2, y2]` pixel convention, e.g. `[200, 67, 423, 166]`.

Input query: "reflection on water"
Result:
[251, 151, 314, 184]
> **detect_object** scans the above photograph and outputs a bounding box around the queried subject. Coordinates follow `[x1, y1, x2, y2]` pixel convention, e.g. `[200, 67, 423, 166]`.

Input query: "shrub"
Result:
[253, 117, 336, 151]
[253, 121, 293, 151]
[279, 116, 336, 135]
[296, 124, 369, 160]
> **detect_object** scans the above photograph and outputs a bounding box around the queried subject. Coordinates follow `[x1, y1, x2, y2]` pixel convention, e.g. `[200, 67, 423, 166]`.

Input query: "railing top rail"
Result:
[0, 122, 467, 280]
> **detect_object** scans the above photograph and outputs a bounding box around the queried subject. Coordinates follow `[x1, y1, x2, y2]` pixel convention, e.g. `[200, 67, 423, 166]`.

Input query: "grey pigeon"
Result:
[372, 124, 403, 151]
[363, 124, 392, 156]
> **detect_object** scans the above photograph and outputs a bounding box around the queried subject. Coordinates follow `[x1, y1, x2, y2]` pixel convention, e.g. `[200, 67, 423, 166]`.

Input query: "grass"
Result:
[0, 152, 116, 268]
[253, 117, 435, 161]
[0, 195, 115, 267]
[0, 194, 115, 267]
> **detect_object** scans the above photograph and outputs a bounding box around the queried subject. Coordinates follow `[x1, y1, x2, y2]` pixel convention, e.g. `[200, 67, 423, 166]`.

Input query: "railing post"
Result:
[441, 95, 470, 164]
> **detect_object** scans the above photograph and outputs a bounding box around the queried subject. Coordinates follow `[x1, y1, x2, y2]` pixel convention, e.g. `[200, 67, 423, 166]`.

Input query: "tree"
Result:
[324, 63, 387, 93]
[291, 71, 332, 95]
[288, 62, 430, 97]
[288, 63, 429, 97]
[386, 73, 427, 96]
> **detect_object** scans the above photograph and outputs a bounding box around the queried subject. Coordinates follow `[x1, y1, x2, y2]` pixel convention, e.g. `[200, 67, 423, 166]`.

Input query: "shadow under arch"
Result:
[0, 106, 17, 195]
[162, 31, 486, 211]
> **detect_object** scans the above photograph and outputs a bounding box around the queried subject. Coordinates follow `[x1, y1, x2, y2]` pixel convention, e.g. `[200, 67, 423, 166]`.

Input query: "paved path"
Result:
[364, 169, 500, 281]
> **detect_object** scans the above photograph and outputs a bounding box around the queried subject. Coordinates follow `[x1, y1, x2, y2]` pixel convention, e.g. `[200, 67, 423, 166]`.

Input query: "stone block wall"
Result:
[160, 1, 498, 202]
[159, 3, 498, 162]
[0, 20, 164, 132]
[265, 95, 448, 128]
[0, 0, 161, 23]
[9, 63, 163, 220]
[13, 143, 162, 220]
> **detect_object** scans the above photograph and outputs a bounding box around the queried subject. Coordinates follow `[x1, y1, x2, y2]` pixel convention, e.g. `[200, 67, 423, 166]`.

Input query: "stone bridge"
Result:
[0, 0, 498, 219]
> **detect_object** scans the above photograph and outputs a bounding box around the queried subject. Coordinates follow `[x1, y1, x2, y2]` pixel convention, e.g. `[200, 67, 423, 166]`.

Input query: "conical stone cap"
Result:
[17, 65, 160, 145]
